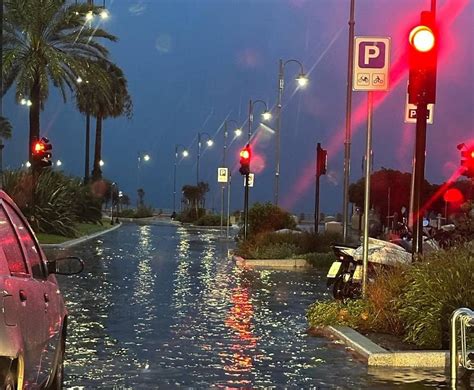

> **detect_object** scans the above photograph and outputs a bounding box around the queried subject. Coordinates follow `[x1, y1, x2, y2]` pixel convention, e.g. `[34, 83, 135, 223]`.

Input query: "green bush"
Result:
[176, 208, 205, 223]
[3, 170, 104, 237]
[307, 299, 373, 331]
[236, 231, 342, 260]
[194, 214, 221, 226]
[248, 202, 296, 235]
[134, 206, 154, 218]
[306, 245, 474, 349]
[118, 209, 135, 218]
[297, 252, 335, 268]
[398, 246, 474, 349]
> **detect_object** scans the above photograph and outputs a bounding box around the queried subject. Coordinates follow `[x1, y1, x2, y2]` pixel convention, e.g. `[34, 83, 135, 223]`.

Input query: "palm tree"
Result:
[137, 188, 145, 208]
[0, 116, 12, 139]
[2, 0, 117, 161]
[0, 116, 13, 188]
[90, 60, 132, 181]
[75, 62, 113, 184]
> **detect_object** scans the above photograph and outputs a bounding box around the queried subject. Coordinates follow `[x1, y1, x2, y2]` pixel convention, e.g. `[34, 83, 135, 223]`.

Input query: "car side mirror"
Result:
[47, 256, 84, 275]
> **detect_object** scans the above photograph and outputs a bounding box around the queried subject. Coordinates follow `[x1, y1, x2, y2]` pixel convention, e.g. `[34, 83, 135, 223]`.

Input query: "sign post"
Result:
[353, 36, 390, 297]
[217, 167, 229, 237]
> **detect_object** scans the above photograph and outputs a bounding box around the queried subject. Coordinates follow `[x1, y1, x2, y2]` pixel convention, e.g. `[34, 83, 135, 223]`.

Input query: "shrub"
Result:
[176, 208, 205, 223]
[398, 245, 474, 349]
[134, 206, 154, 218]
[307, 299, 373, 331]
[365, 266, 407, 335]
[194, 214, 221, 226]
[118, 209, 135, 218]
[235, 230, 342, 260]
[297, 252, 335, 268]
[248, 202, 296, 235]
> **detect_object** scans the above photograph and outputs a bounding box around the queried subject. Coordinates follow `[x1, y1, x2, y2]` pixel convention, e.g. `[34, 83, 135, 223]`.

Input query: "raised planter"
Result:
[233, 255, 310, 268]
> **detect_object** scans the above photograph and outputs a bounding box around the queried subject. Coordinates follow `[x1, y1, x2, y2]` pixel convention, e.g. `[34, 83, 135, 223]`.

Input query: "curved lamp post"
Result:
[248, 99, 272, 142]
[173, 144, 189, 213]
[137, 152, 150, 190]
[197, 132, 213, 184]
[275, 58, 308, 205]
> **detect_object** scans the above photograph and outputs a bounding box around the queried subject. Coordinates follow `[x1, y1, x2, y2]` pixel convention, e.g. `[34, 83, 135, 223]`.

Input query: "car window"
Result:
[3, 203, 46, 279]
[0, 206, 29, 275]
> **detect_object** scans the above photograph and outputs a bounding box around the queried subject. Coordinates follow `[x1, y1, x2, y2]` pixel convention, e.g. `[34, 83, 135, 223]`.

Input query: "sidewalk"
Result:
[41, 223, 122, 249]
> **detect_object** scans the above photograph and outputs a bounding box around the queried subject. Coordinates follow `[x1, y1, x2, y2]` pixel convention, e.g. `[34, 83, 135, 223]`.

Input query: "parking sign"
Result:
[353, 37, 390, 91]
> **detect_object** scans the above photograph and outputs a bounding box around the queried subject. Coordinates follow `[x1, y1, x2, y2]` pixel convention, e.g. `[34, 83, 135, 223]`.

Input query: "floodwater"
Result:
[47, 222, 461, 389]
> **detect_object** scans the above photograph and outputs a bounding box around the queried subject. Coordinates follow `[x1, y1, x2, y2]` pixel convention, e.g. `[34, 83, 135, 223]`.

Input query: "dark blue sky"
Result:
[3, 0, 473, 215]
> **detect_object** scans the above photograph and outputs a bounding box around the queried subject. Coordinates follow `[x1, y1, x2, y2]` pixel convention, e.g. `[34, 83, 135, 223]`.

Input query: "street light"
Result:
[99, 159, 105, 167]
[137, 152, 151, 189]
[173, 144, 189, 214]
[197, 132, 213, 184]
[221, 119, 242, 237]
[248, 99, 271, 141]
[56, 160, 62, 167]
[275, 58, 308, 206]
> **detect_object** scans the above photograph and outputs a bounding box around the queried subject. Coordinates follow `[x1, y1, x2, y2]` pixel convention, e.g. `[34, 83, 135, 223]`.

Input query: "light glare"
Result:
[262, 111, 272, 121]
[409, 26, 435, 52]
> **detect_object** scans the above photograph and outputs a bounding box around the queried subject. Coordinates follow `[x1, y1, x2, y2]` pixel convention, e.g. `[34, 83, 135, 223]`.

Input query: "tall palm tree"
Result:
[75, 62, 113, 184]
[90, 60, 132, 181]
[2, 0, 117, 161]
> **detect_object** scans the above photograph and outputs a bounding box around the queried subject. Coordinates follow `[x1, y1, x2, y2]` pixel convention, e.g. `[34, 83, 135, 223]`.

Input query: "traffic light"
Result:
[460, 146, 474, 178]
[408, 11, 438, 105]
[239, 144, 251, 175]
[316, 143, 327, 177]
[32, 137, 52, 168]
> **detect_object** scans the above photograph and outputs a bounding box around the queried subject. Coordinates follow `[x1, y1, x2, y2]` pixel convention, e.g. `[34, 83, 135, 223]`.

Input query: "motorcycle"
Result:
[327, 222, 441, 300]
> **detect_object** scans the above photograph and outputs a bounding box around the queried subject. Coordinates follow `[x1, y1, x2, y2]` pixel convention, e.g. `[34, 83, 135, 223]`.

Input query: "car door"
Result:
[3, 200, 62, 384]
[0, 203, 46, 385]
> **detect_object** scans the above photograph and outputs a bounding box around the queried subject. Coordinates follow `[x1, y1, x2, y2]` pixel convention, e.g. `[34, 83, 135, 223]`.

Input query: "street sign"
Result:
[404, 93, 434, 124]
[244, 173, 254, 187]
[217, 167, 228, 183]
[353, 37, 391, 91]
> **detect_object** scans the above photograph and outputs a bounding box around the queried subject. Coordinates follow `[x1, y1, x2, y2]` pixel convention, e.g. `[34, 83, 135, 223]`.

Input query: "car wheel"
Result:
[0, 369, 16, 390]
[47, 336, 65, 390]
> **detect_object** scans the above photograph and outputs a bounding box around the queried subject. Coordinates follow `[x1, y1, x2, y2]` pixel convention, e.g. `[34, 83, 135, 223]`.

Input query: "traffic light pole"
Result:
[412, 103, 428, 258]
[244, 173, 249, 240]
[314, 161, 320, 234]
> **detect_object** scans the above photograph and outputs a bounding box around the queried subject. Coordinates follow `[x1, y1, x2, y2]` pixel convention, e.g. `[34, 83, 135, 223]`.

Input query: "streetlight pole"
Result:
[248, 99, 271, 142]
[0, 0, 4, 190]
[342, 0, 356, 242]
[196, 132, 213, 185]
[173, 144, 188, 214]
[221, 120, 241, 237]
[275, 59, 308, 206]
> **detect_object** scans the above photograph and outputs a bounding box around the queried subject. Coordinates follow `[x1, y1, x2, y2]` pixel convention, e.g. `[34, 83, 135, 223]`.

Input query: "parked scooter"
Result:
[327, 222, 441, 300]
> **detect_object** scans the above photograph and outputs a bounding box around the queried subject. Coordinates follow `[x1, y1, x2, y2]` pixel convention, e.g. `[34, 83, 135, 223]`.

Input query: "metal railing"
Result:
[450, 307, 474, 386]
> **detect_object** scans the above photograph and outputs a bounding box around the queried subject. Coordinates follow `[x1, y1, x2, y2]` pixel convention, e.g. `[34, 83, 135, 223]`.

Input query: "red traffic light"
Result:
[33, 141, 45, 154]
[239, 145, 251, 175]
[409, 25, 435, 52]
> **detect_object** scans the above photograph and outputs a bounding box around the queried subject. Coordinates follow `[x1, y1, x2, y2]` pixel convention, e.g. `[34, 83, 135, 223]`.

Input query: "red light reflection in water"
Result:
[282, 0, 470, 210]
[222, 286, 258, 386]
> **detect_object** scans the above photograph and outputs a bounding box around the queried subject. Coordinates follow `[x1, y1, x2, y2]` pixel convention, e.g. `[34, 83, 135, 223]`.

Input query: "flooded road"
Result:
[47, 222, 451, 388]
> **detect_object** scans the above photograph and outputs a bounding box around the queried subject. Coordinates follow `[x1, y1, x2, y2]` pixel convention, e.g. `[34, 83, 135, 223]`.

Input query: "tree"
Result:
[182, 182, 209, 217]
[2, 1, 117, 161]
[90, 61, 132, 181]
[137, 188, 145, 208]
[0, 116, 12, 139]
[121, 194, 130, 209]
[248, 202, 296, 235]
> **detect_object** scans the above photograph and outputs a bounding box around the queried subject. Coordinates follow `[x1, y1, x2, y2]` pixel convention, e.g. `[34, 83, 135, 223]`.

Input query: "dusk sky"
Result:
[3, 0, 473, 215]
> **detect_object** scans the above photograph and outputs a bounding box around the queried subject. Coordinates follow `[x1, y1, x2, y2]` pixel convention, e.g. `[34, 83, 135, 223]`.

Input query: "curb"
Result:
[41, 223, 122, 249]
[320, 325, 455, 368]
[232, 255, 310, 268]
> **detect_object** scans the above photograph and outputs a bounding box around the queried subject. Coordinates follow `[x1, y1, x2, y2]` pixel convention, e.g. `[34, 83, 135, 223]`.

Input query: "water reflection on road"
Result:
[47, 222, 450, 388]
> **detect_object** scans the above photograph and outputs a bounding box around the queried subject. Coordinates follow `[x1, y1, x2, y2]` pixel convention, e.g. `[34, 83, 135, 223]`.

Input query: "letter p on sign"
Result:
[359, 42, 385, 68]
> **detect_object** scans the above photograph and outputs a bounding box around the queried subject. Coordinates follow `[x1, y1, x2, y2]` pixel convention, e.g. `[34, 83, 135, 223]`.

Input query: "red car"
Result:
[0, 191, 83, 389]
